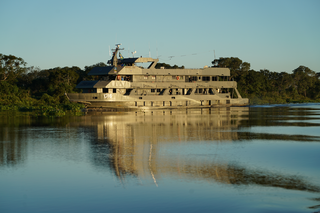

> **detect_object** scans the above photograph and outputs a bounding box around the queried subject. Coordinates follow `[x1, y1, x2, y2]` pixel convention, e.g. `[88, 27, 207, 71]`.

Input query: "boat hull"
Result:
[67, 93, 249, 110]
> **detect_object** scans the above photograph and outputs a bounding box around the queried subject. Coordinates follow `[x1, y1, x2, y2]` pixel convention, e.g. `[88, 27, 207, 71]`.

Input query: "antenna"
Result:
[214, 50, 216, 60]
[156, 41, 158, 59]
[132, 51, 137, 57]
[109, 45, 111, 57]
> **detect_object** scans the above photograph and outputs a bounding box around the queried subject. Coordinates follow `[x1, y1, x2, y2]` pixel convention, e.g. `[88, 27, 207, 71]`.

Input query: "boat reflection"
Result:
[73, 108, 320, 193]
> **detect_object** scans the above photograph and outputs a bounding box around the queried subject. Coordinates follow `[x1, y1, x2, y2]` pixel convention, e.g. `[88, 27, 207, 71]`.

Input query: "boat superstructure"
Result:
[67, 44, 249, 110]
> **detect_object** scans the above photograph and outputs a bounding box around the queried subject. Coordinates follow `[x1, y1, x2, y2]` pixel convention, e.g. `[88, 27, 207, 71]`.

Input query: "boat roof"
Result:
[87, 44, 230, 76]
[76, 80, 99, 88]
[89, 67, 114, 76]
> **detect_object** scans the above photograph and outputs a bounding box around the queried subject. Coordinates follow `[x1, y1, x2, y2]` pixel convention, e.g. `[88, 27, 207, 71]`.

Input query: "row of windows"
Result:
[151, 89, 161, 93]
[88, 88, 229, 94]
[134, 100, 229, 106]
[134, 75, 223, 81]
[87, 88, 117, 93]
[102, 88, 117, 93]
[182, 76, 220, 81]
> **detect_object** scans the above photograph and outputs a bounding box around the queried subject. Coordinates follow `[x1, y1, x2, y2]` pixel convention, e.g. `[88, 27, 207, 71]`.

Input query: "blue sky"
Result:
[1, 0, 319, 73]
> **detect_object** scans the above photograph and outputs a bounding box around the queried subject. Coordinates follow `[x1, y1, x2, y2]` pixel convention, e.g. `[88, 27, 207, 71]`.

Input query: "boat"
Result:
[66, 44, 249, 110]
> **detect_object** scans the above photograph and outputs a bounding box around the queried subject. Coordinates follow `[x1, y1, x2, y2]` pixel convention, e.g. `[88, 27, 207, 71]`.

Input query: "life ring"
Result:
[176, 76, 180, 80]
[117, 75, 121, 80]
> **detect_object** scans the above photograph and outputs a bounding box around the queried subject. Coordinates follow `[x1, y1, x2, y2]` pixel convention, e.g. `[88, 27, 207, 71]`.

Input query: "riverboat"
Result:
[66, 44, 249, 110]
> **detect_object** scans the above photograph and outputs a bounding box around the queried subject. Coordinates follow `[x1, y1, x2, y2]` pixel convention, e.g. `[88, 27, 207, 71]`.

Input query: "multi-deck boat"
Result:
[67, 44, 249, 110]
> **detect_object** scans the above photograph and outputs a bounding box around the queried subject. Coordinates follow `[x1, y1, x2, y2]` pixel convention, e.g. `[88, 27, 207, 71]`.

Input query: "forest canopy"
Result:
[212, 57, 320, 104]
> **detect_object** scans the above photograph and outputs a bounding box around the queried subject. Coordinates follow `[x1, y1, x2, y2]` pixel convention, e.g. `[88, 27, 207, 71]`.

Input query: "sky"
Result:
[1, 0, 319, 73]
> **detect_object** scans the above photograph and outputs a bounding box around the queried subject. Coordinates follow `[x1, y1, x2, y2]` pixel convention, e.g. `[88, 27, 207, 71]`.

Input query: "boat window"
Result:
[124, 89, 132, 95]
[172, 76, 176, 80]
[103, 88, 108, 93]
[202, 76, 210, 81]
[190, 76, 197, 82]
[209, 88, 215, 95]
[113, 89, 116, 93]
[157, 89, 161, 92]
[109, 75, 116, 81]
[88, 89, 97, 93]
[212, 76, 218, 81]
[151, 76, 156, 80]
[186, 88, 192, 95]
[124, 75, 132, 81]
[151, 89, 155, 93]
[144, 76, 148, 79]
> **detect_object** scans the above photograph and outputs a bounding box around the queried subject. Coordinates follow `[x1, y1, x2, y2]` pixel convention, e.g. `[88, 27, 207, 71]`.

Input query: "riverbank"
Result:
[0, 103, 85, 117]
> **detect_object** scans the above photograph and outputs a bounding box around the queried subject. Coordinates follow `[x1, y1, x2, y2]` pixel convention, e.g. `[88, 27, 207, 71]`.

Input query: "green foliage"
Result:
[212, 57, 320, 105]
[39, 93, 59, 105]
[0, 54, 27, 84]
[0, 55, 86, 116]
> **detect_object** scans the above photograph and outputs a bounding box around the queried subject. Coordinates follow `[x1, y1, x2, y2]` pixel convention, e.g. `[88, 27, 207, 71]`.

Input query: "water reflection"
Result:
[67, 107, 320, 193]
[1, 106, 320, 210]
[71, 108, 247, 179]
[0, 112, 83, 167]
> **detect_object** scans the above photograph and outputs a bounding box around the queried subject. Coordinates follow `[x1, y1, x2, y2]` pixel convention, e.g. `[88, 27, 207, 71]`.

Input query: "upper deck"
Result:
[88, 44, 230, 77]
[88, 66, 230, 77]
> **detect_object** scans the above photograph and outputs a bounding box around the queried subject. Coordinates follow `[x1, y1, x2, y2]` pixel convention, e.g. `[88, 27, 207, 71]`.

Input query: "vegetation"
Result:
[155, 62, 185, 69]
[0, 53, 319, 116]
[212, 57, 320, 104]
[0, 53, 85, 116]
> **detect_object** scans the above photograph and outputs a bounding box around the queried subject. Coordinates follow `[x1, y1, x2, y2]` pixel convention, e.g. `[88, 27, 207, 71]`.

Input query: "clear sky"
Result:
[1, 0, 319, 73]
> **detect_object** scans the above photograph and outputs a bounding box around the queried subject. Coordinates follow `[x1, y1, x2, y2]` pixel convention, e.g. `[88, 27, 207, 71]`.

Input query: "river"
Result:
[1, 104, 320, 213]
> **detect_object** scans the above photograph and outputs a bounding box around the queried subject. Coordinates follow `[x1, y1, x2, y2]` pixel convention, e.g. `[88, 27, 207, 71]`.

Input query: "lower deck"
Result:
[67, 92, 249, 109]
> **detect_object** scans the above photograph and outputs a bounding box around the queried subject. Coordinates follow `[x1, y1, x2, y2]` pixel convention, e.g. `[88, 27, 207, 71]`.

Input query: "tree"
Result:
[155, 63, 184, 69]
[212, 57, 250, 96]
[0, 54, 27, 83]
[17, 66, 41, 89]
[46, 67, 80, 96]
[292, 66, 316, 98]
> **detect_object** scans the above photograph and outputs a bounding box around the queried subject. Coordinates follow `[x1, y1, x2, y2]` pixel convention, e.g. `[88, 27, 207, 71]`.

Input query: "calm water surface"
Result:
[1, 104, 320, 213]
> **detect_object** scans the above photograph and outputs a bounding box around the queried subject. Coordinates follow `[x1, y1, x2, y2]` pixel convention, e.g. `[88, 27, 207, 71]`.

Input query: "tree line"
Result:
[0, 53, 319, 112]
[212, 57, 320, 104]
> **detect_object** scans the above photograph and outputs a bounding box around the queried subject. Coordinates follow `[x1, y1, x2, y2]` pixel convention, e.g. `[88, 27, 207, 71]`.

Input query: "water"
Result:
[1, 104, 320, 213]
